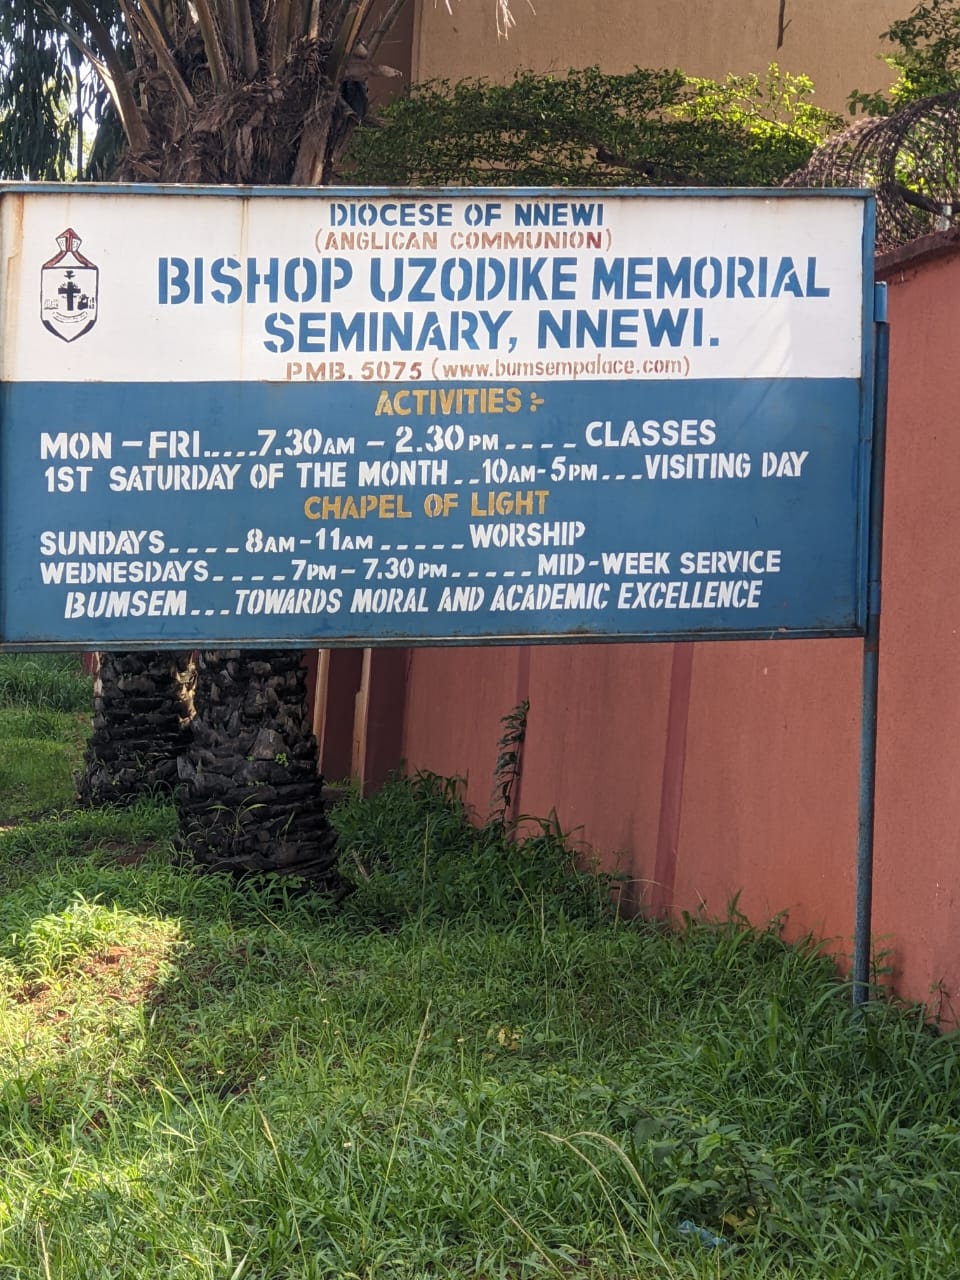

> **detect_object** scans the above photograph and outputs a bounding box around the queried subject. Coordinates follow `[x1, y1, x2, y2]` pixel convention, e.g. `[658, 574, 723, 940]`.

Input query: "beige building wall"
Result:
[412, 0, 905, 114]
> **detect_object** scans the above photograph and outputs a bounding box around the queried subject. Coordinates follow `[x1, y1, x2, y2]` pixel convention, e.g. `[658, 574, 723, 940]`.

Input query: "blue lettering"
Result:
[322, 257, 352, 298]
[159, 257, 190, 304]
[284, 257, 317, 303]
[552, 259, 577, 299]
[610, 311, 639, 347]
[644, 308, 688, 346]
[263, 311, 294, 353]
[370, 259, 403, 303]
[693, 257, 722, 299]
[515, 204, 549, 226]
[416, 312, 445, 350]
[571, 202, 601, 225]
[657, 258, 690, 299]
[514, 201, 602, 226]
[382, 312, 414, 349]
[805, 257, 830, 297]
[539, 311, 571, 348]
[298, 312, 326, 351]
[521, 258, 548, 300]
[246, 257, 279, 304]
[626, 259, 653, 299]
[578, 311, 607, 346]
[483, 311, 511, 347]
[771, 257, 803, 298]
[727, 257, 755, 299]
[210, 257, 242, 304]
[407, 258, 436, 302]
[330, 312, 366, 350]
[441, 258, 471, 302]
[592, 259, 623, 300]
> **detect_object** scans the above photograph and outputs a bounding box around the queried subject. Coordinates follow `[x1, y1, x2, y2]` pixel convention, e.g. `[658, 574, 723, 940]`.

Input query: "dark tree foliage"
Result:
[343, 65, 840, 189]
[799, 2, 960, 247]
[0, 2, 121, 179]
[3, 0, 408, 186]
[851, 0, 960, 114]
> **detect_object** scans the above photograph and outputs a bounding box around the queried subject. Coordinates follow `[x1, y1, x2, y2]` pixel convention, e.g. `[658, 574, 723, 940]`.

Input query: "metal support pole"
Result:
[853, 282, 890, 1008]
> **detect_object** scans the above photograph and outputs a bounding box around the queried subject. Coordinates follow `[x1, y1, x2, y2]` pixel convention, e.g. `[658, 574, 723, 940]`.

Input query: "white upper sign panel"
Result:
[0, 188, 867, 384]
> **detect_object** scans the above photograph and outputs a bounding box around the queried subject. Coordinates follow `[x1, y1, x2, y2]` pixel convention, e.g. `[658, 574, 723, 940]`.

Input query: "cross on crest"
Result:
[40, 228, 99, 343]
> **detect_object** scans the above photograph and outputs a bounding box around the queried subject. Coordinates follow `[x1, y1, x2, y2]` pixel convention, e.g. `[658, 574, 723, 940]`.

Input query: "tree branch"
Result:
[51, 0, 151, 152]
[233, 0, 259, 79]
[193, 0, 232, 90]
[121, 0, 197, 112]
[214, 0, 241, 69]
[365, 0, 412, 62]
[269, 0, 293, 75]
[138, 0, 177, 51]
[305, 0, 324, 40]
[893, 181, 951, 215]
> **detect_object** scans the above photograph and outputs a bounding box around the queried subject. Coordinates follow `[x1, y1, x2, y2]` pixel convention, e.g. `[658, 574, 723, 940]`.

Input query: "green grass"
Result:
[0, 657, 958, 1278]
[0, 706, 91, 821]
[0, 655, 92, 820]
[0, 653, 92, 712]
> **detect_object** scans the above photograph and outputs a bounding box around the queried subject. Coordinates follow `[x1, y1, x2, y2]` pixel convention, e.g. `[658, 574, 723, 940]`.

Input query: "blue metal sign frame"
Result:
[0, 184, 876, 650]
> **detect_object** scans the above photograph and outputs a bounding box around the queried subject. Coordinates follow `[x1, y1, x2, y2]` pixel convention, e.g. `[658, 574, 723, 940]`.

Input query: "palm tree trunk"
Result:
[77, 650, 194, 805]
[174, 649, 340, 883]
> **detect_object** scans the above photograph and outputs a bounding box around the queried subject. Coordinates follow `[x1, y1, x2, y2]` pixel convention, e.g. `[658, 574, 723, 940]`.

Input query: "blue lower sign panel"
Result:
[0, 187, 875, 648]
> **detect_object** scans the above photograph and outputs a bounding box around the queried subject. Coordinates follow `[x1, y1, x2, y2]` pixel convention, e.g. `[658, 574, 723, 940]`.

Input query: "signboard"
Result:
[0, 185, 875, 648]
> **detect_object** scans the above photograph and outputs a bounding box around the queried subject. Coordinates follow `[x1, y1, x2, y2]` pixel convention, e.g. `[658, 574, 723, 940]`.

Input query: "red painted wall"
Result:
[339, 233, 960, 1017]
[400, 635, 861, 937]
[870, 235, 960, 1017]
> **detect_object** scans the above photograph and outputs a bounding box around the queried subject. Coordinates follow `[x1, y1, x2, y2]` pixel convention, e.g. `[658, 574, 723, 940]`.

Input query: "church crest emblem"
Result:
[40, 228, 99, 343]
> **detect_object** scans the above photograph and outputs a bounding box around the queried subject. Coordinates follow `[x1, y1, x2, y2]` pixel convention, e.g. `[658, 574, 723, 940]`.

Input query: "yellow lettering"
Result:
[471, 489, 550, 517]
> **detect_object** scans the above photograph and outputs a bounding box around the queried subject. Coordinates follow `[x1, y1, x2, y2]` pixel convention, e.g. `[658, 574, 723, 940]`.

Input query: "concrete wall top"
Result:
[413, 0, 903, 115]
[877, 227, 960, 280]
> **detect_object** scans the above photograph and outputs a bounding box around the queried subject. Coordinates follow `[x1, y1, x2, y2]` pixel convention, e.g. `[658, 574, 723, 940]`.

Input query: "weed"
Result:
[489, 698, 529, 827]
[331, 770, 613, 930]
